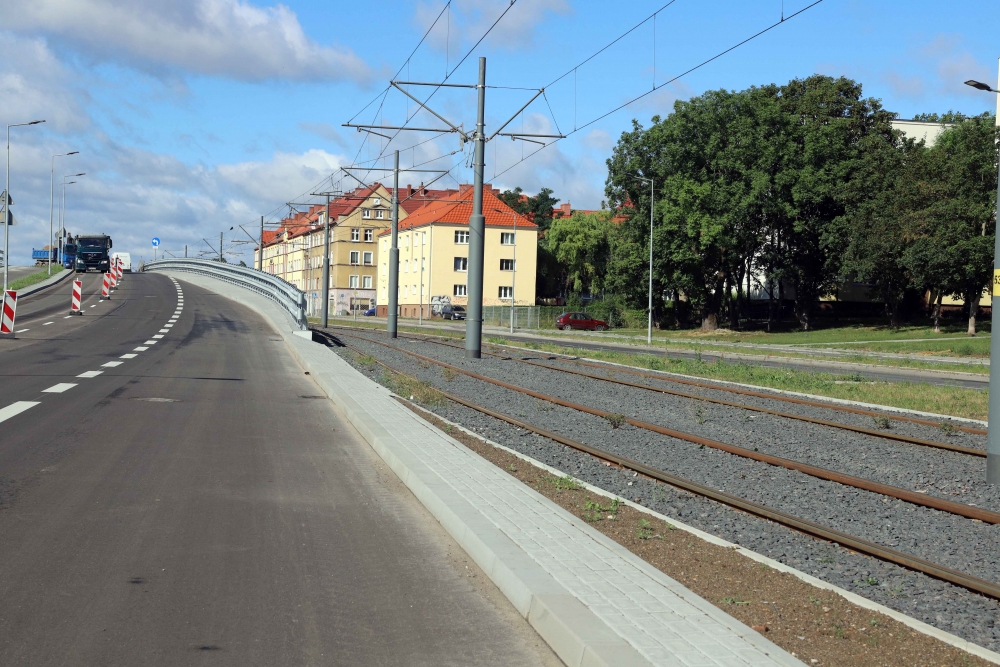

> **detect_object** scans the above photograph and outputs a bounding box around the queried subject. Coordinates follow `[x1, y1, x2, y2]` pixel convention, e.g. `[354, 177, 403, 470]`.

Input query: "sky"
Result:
[0, 0, 997, 265]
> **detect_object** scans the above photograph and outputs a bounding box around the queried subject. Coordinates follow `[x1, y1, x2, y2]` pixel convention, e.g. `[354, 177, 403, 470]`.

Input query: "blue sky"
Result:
[1, 0, 997, 265]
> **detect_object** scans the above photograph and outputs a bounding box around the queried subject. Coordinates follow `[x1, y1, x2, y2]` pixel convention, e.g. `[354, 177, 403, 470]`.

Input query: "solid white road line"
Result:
[76, 370, 103, 378]
[0, 401, 40, 424]
[101, 361, 124, 368]
[43, 383, 77, 393]
[133, 347, 149, 351]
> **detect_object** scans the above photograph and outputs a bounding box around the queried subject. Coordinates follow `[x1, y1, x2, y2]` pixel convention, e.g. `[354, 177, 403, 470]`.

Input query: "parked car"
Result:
[363, 307, 377, 316]
[556, 312, 608, 331]
[441, 305, 466, 320]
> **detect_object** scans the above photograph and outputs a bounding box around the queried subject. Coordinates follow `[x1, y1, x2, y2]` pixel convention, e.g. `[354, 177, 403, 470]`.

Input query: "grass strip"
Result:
[8, 265, 64, 291]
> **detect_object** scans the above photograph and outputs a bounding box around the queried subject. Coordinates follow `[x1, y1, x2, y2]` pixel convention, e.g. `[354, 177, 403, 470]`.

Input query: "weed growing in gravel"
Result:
[355, 353, 378, 369]
[694, 406, 707, 425]
[583, 498, 620, 522]
[605, 413, 627, 429]
[940, 422, 957, 436]
[834, 625, 845, 639]
[442, 367, 458, 382]
[819, 554, 837, 565]
[872, 415, 892, 430]
[535, 400, 552, 412]
[382, 371, 447, 406]
[486, 336, 509, 345]
[551, 476, 581, 491]
[856, 576, 880, 587]
[663, 520, 677, 531]
[720, 597, 750, 606]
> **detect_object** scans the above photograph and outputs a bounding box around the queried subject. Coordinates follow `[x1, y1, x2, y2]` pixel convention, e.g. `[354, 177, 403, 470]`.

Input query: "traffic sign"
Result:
[151, 237, 160, 247]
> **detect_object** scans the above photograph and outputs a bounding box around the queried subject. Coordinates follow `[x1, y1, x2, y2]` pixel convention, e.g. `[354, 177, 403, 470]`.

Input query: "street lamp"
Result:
[632, 175, 656, 345]
[49, 152, 79, 275]
[60, 174, 85, 266]
[4, 119, 45, 291]
[964, 62, 1000, 484]
[493, 207, 518, 333]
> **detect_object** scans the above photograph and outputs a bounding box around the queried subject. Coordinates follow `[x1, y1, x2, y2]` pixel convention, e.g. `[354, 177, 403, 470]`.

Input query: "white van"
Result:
[111, 252, 132, 272]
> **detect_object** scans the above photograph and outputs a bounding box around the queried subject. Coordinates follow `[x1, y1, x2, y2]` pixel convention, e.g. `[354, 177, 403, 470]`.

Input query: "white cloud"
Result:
[5, 0, 375, 83]
[0, 32, 91, 133]
[218, 149, 347, 202]
[415, 0, 570, 55]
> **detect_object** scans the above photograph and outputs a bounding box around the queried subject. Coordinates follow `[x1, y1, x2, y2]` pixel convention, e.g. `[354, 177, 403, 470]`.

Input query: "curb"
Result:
[14, 268, 73, 298]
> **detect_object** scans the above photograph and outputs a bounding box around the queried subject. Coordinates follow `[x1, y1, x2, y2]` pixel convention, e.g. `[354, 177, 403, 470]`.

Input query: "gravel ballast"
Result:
[326, 327, 1000, 652]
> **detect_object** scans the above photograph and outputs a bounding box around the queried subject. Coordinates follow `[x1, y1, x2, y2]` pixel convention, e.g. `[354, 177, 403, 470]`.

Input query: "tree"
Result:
[498, 187, 560, 231]
[543, 211, 615, 296]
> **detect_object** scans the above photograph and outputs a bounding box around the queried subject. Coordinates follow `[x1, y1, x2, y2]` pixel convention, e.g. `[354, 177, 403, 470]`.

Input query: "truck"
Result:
[31, 247, 58, 266]
[111, 252, 132, 272]
[61, 242, 76, 269]
[74, 234, 113, 273]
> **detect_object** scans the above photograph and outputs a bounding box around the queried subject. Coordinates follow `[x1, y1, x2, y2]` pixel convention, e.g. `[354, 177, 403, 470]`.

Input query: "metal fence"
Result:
[142, 258, 307, 330]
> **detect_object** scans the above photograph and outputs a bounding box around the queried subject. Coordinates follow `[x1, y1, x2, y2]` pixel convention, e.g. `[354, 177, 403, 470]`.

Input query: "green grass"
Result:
[8, 265, 64, 291]
[842, 337, 991, 358]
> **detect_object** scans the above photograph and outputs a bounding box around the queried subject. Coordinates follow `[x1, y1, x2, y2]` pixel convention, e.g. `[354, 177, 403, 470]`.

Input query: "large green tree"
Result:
[543, 211, 615, 296]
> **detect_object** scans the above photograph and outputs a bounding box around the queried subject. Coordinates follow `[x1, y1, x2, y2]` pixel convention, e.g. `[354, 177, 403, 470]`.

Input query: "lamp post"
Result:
[632, 175, 655, 345]
[60, 173, 85, 268]
[965, 66, 1000, 484]
[494, 208, 519, 333]
[4, 119, 45, 291]
[49, 152, 79, 275]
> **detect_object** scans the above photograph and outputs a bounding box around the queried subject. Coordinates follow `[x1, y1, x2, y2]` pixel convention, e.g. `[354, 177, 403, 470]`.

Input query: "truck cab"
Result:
[74, 235, 112, 273]
[62, 243, 76, 270]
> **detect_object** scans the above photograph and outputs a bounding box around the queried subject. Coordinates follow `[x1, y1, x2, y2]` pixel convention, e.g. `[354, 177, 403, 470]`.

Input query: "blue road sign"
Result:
[151, 237, 160, 247]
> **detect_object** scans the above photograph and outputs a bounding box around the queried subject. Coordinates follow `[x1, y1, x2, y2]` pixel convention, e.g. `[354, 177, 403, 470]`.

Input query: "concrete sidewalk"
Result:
[165, 270, 801, 667]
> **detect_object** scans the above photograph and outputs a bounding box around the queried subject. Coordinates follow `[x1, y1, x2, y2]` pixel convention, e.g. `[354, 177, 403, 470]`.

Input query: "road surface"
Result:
[0, 273, 558, 666]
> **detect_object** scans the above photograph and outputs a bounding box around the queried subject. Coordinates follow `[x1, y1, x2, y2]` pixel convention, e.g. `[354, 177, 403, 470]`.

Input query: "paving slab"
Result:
[156, 269, 802, 667]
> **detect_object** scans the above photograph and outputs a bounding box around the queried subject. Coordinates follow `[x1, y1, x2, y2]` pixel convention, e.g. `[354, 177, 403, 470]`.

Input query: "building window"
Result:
[404, 235, 409, 248]
[501, 232, 515, 245]
[454, 284, 467, 297]
[375, 209, 384, 219]
[454, 257, 468, 272]
[498, 286, 513, 300]
[412, 259, 418, 272]
[500, 259, 515, 271]
[455, 230, 469, 244]
[349, 275, 359, 288]
[365, 229, 374, 242]
[403, 285, 408, 297]
[351, 228, 360, 241]
[362, 209, 371, 219]
[362, 275, 373, 289]
[363, 251, 373, 265]
[350, 251, 360, 265]
[382, 238, 387, 251]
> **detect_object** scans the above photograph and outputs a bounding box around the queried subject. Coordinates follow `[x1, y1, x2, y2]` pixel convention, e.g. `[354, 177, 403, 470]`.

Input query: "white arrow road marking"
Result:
[0, 401, 39, 424]
[43, 383, 77, 393]
[77, 370, 103, 378]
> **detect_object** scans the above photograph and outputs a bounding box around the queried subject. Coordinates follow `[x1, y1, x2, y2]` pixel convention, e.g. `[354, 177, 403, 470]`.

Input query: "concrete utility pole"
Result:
[219, 232, 224, 262]
[465, 57, 487, 359]
[388, 150, 400, 339]
[965, 60, 1000, 483]
[322, 194, 331, 328]
[259, 215, 264, 271]
[185, 245, 188, 258]
[49, 151, 78, 275]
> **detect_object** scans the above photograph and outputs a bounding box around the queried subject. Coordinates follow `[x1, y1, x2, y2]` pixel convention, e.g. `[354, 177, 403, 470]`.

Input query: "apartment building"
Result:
[376, 185, 537, 318]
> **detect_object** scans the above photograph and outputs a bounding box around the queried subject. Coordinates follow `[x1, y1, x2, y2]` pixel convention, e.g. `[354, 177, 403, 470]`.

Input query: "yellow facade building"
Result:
[377, 185, 537, 318]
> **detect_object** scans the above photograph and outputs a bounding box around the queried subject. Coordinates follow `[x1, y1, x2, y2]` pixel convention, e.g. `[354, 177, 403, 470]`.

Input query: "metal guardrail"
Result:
[142, 258, 307, 330]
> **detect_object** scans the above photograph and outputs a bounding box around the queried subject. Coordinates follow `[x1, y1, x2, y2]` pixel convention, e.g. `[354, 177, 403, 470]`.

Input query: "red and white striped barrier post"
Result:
[69, 279, 83, 315]
[1, 290, 17, 337]
[110, 264, 119, 290]
[100, 273, 111, 300]
[115, 258, 123, 283]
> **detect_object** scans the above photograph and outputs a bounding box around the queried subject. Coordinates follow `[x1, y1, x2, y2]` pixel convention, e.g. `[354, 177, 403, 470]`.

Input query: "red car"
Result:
[556, 312, 609, 331]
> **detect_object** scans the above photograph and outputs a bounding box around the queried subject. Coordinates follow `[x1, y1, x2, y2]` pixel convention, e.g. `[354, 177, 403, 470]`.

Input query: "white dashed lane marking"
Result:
[101, 361, 124, 368]
[15, 329, 28, 333]
[0, 402, 40, 424]
[134, 347, 149, 351]
[144, 340, 157, 345]
[43, 322, 53, 326]
[158, 329, 169, 333]
[76, 371, 103, 378]
[42, 383, 77, 393]
[152, 335, 164, 340]
[120, 353, 138, 359]
[63, 316, 72, 319]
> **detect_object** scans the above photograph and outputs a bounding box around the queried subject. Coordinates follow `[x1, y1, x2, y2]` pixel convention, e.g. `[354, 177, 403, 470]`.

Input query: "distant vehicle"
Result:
[75, 234, 112, 273]
[111, 252, 132, 272]
[441, 305, 466, 320]
[61, 242, 76, 269]
[363, 307, 377, 316]
[31, 248, 57, 266]
[556, 312, 608, 331]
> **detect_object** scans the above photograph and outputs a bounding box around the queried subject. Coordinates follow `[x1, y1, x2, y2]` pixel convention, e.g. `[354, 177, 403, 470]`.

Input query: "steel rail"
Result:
[385, 331, 984, 458]
[325, 327, 1000, 524]
[319, 330, 1000, 601]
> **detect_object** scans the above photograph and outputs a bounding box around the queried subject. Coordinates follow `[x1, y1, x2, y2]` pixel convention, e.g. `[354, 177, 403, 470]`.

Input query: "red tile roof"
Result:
[380, 185, 536, 235]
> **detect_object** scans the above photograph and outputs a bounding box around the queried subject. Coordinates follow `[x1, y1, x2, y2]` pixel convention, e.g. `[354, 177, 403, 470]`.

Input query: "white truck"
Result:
[111, 252, 132, 272]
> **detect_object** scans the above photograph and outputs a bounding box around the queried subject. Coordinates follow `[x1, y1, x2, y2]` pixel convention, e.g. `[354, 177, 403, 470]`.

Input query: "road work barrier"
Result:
[70, 280, 83, 315]
[115, 258, 123, 284]
[109, 266, 118, 290]
[142, 258, 307, 330]
[101, 273, 111, 300]
[1, 290, 16, 336]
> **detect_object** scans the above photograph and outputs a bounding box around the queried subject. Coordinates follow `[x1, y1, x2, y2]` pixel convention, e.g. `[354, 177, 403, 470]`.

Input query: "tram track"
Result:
[323, 326, 997, 524]
[315, 328, 1000, 601]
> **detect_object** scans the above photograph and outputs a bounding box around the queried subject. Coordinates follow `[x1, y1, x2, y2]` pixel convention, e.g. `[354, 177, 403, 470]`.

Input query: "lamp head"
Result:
[67, 151, 79, 156]
[965, 80, 995, 92]
[29, 120, 45, 125]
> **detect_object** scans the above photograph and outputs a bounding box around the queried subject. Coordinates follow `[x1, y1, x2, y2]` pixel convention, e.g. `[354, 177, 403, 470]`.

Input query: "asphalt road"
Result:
[335, 317, 989, 389]
[0, 273, 558, 666]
